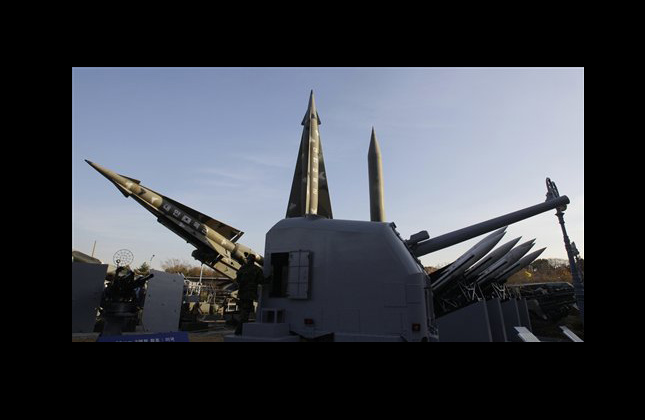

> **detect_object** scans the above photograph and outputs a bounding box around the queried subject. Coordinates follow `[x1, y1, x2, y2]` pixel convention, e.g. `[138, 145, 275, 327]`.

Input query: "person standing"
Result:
[234, 254, 265, 335]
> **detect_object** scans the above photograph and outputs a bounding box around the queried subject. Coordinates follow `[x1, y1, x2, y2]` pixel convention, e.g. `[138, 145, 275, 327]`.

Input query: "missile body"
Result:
[493, 247, 546, 285]
[286, 91, 333, 219]
[431, 227, 506, 292]
[306, 92, 320, 215]
[368, 128, 386, 222]
[474, 239, 535, 286]
[464, 236, 522, 280]
[85, 160, 262, 279]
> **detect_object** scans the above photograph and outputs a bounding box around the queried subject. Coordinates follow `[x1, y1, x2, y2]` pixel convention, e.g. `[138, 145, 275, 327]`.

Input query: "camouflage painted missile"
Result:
[368, 127, 386, 222]
[85, 160, 262, 279]
[492, 247, 546, 285]
[474, 239, 536, 286]
[430, 227, 506, 292]
[305, 91, 321, 215]
[463, 236, 522, 280]
[286, 90, 333, 219]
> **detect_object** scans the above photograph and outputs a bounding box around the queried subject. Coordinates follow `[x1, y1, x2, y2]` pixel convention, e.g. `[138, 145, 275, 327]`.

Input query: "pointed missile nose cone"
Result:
[308, 89, 316, 112]
[368, 127, 381, 154]
[86, 159, 117, 183]
[508, 246, 547, 274]
[506, 236, 522, 250]
[85, 159, 138, 198]
[517, 239, 536, 252]
[489, 229, 507, 243]
[482, 227, 507, 244]
[369, 127, 377, 143]
[473, 229, 506, 257]
[464, 235, 521, 280]
[302, 90, 321, 126]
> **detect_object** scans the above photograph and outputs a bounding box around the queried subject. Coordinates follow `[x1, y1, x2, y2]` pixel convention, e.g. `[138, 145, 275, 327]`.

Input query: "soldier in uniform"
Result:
[234, 253, 266, 335]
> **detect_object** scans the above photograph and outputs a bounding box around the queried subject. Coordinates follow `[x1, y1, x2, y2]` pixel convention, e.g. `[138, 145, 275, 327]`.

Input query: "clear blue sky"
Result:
[72, 67, 584, 270]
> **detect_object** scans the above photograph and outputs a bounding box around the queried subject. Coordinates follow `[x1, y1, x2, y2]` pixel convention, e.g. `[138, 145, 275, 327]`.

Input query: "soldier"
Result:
[234, 253, 265, 335]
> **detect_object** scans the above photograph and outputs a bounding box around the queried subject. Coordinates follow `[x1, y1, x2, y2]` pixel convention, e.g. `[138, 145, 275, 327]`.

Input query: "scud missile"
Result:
[474, 239, 536, 286]
[491, 247, 546, 285]
[430, 227, 506, 292]
[463, 236, 522, 280]
[85, 160, 262, 279]
[368, 127, 386, 222]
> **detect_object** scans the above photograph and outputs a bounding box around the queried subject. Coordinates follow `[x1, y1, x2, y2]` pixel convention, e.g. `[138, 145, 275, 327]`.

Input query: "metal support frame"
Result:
[546, 178, 584, 325]
[490, 282, 509, 300]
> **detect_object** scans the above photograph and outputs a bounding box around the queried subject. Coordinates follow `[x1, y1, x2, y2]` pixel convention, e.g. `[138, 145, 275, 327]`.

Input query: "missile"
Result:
[474, 239, 536, 286]
[492, 247, 546, 285]
[305, 91, 320, 215]
[286, 90, 333, 219]
[368, 127, 386, 222]
[464, 236, 522, 280]
[431, 227, 506, 292]
[85, 160, 262, 279]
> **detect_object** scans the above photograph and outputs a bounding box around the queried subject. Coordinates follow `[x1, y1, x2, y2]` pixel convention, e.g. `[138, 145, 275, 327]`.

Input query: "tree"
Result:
[135, 261, 150, 275]
[531, 259, 551, 272]
[161, 258, 194, 275]
[161, 258, 219, 277]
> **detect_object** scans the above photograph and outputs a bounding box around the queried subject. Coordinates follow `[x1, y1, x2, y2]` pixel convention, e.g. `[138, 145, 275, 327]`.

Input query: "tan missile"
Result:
[368, 127, 386, 222]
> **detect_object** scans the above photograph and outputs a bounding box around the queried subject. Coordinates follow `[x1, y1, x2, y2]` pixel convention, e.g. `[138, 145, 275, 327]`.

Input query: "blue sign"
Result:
[97, 331, 189, 342]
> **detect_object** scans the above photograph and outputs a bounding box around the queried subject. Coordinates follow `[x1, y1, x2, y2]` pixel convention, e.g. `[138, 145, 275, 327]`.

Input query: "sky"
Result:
[72, 67, 584, 270]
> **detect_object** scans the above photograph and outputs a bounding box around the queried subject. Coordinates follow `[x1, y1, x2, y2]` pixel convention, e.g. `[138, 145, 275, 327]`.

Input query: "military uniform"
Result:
[235, 261, 265, 334]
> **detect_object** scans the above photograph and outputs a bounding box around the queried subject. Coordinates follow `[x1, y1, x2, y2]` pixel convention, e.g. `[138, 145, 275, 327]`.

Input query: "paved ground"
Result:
[72, 324, 236, 342]
[187, 330, 232, 342]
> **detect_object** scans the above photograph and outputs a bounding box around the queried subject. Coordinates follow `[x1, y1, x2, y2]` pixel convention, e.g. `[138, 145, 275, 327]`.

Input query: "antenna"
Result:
[113, 249, 134, 267]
